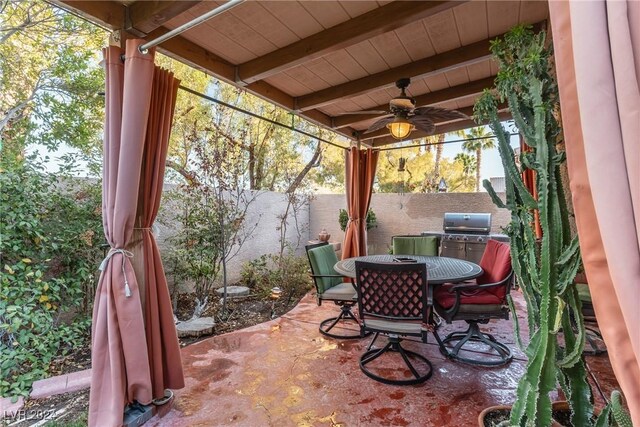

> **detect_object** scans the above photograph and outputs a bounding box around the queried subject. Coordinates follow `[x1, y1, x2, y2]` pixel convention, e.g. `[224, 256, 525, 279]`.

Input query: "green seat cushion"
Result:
[308, 245, 342, 293]
[393, 237, 415, 255]
[322, 282, 356, 301]
[414, 236, 438, 256]
[393, 236, 438, 256]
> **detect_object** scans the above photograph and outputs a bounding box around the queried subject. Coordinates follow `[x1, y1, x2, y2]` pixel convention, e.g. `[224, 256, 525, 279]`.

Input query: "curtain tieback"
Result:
[99, 248, 134, 297]
[133, 224, 158, 235]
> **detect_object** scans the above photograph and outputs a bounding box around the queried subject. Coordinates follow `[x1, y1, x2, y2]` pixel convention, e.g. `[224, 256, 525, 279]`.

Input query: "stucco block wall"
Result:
[310, 192, 510, 255]
[157, 189, 310, 284]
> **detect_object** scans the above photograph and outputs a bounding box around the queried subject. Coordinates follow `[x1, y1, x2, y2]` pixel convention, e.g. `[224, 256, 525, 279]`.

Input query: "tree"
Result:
[0, 1, 105, 168]
[308, 143, 347, 192]
[462, 126, 496, 191]
[376, 147, 435, 193]
[453, 152, 477, 191]
[164, 124, 260, 318]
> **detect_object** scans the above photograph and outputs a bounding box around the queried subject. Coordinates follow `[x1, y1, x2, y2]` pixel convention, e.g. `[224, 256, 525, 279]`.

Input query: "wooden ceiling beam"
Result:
[126, 1, 202, 35]
[53, 0, 357, 140]
[236, 1, 464, 85]
[369, 111, 512, 147]
[296, 41, 492, 111]
[296, 22, 543, 112]
[332, 76, 496, 129]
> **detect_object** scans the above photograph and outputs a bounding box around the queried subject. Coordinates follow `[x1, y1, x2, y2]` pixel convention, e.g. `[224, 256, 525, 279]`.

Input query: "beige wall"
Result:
[157, 189, 311, 285]
[310, 192, 510, 255]
[156, 188, 509, 287]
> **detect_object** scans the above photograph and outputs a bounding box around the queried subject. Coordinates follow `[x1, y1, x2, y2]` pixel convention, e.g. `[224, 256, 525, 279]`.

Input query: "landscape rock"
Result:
[176, 317, 215, 338]
[215, 286, 250, 298]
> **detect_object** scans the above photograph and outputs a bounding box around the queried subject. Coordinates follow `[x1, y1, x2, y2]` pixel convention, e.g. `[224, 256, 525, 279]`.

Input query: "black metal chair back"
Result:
[354, 261, 433, 385]
[355, 261, 429, 326]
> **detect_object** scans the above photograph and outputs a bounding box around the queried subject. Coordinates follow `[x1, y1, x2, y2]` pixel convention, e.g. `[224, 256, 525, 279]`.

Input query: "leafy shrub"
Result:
[338, 208, 377, 232]
[0, 160, 102, 397]
[240, 252, 312, 305]
[162, 182, 257, 318]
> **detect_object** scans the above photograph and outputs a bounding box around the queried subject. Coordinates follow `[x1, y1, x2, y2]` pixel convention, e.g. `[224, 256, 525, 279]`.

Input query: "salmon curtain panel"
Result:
[549, 1, 640, 424]
[90, 39, 183, 427]
[139, 67, 185, 398]
[342, 147, 379, 259]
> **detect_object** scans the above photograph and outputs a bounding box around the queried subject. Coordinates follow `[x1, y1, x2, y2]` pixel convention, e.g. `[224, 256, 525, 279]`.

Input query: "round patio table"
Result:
[334, 255, 482, 285]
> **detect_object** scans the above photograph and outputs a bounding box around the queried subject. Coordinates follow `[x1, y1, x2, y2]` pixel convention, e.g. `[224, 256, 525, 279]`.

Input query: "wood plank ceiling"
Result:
[54, 0, 549, 146]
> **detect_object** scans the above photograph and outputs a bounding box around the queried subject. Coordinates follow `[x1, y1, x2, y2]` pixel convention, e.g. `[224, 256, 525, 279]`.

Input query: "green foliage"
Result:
[163, 182, 256, 316]
[462, 127, 496, 192]
[0, 158, 102, 397]
[475, 25, 593, 426]
[0, 1, 106, 169]
[155, 53, 339, 193]
[338, 208, 377, 232]
[240, 252, 312, 303]
[43, 413, 88, 427]
[594, 390, 633, 427]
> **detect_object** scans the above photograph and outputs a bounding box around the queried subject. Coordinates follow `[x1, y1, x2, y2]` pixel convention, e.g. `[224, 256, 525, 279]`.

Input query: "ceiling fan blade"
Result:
[364, 116, 395, 133]
[413, 106, 470, 121]
[334, 110, 390, 116]
[408, 116, 435, 134]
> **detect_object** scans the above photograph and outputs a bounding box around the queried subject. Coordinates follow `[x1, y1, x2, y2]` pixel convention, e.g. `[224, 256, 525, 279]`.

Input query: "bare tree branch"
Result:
[285, 141, 323, 194]
[165, 160, 200, 185]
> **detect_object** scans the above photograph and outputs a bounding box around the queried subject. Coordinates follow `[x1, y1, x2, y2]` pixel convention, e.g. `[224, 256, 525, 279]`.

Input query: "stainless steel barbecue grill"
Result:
[441, 213, 492, 264]
[422, 213, 508, 264]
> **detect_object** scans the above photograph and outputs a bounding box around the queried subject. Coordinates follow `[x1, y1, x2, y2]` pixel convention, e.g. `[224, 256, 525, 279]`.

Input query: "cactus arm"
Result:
[478, 26, 594, 426]
[611, 390, 633, 427]
[558, 288, 585, 368]
[508, 90, 536, 143]
[595, 404, 612, 427]
[484, 179, 507, 209]
[507, 294, 528, 353]
[558, 354, 594, 427]
[557, 237, 581, 296]
[595, 390, 633, 427]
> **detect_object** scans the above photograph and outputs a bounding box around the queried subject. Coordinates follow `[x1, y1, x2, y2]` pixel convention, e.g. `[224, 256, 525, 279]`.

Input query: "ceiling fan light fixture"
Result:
[387, 117, 413, 139]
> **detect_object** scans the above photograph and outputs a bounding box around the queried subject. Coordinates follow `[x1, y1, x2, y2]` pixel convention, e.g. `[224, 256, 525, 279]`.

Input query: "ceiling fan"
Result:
[340, 78, 469, 140]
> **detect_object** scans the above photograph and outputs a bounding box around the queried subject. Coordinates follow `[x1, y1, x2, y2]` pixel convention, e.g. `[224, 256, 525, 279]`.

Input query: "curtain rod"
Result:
[138, 0, 245, 53]
[177, 85, 349, 150]
[377, 133, 520, 152]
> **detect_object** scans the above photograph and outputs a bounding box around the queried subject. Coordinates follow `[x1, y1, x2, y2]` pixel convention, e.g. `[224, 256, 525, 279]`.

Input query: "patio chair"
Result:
[355, 261, 433, 385]
[305, 242, 360, 339]
[432, 239, 513, 366]
[392, 235, 439, 256]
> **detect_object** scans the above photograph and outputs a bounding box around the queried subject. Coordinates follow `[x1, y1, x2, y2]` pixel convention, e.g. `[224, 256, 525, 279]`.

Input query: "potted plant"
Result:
[475, 25, 593, 426]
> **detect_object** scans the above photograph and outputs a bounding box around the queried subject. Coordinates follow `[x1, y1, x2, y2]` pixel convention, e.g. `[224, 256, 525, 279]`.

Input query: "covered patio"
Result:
[48, 0, 639, 426]
[150, 292, 618, 427]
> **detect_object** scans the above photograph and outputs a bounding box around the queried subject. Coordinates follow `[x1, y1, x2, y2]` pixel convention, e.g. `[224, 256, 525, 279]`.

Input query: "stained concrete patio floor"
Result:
[150, 291, 618, 427]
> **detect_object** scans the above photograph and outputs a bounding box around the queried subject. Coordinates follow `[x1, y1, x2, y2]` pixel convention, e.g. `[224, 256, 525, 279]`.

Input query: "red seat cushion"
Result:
[435, 282, 504, 308]
[435, 240, 512, 308]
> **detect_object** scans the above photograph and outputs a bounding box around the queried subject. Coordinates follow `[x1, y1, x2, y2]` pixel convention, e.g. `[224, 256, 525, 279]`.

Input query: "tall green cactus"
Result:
[475, 26, 594, 426]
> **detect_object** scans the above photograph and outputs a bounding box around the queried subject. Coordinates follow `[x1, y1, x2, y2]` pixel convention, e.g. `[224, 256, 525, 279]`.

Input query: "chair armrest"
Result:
[435, 271, 513, 322]
[310, 274, 346, 279]
[448, 271, 513, 292]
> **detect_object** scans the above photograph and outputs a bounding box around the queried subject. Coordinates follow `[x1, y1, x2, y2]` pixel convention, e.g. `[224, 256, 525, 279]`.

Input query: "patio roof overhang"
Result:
[52, 0, 548, 146]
